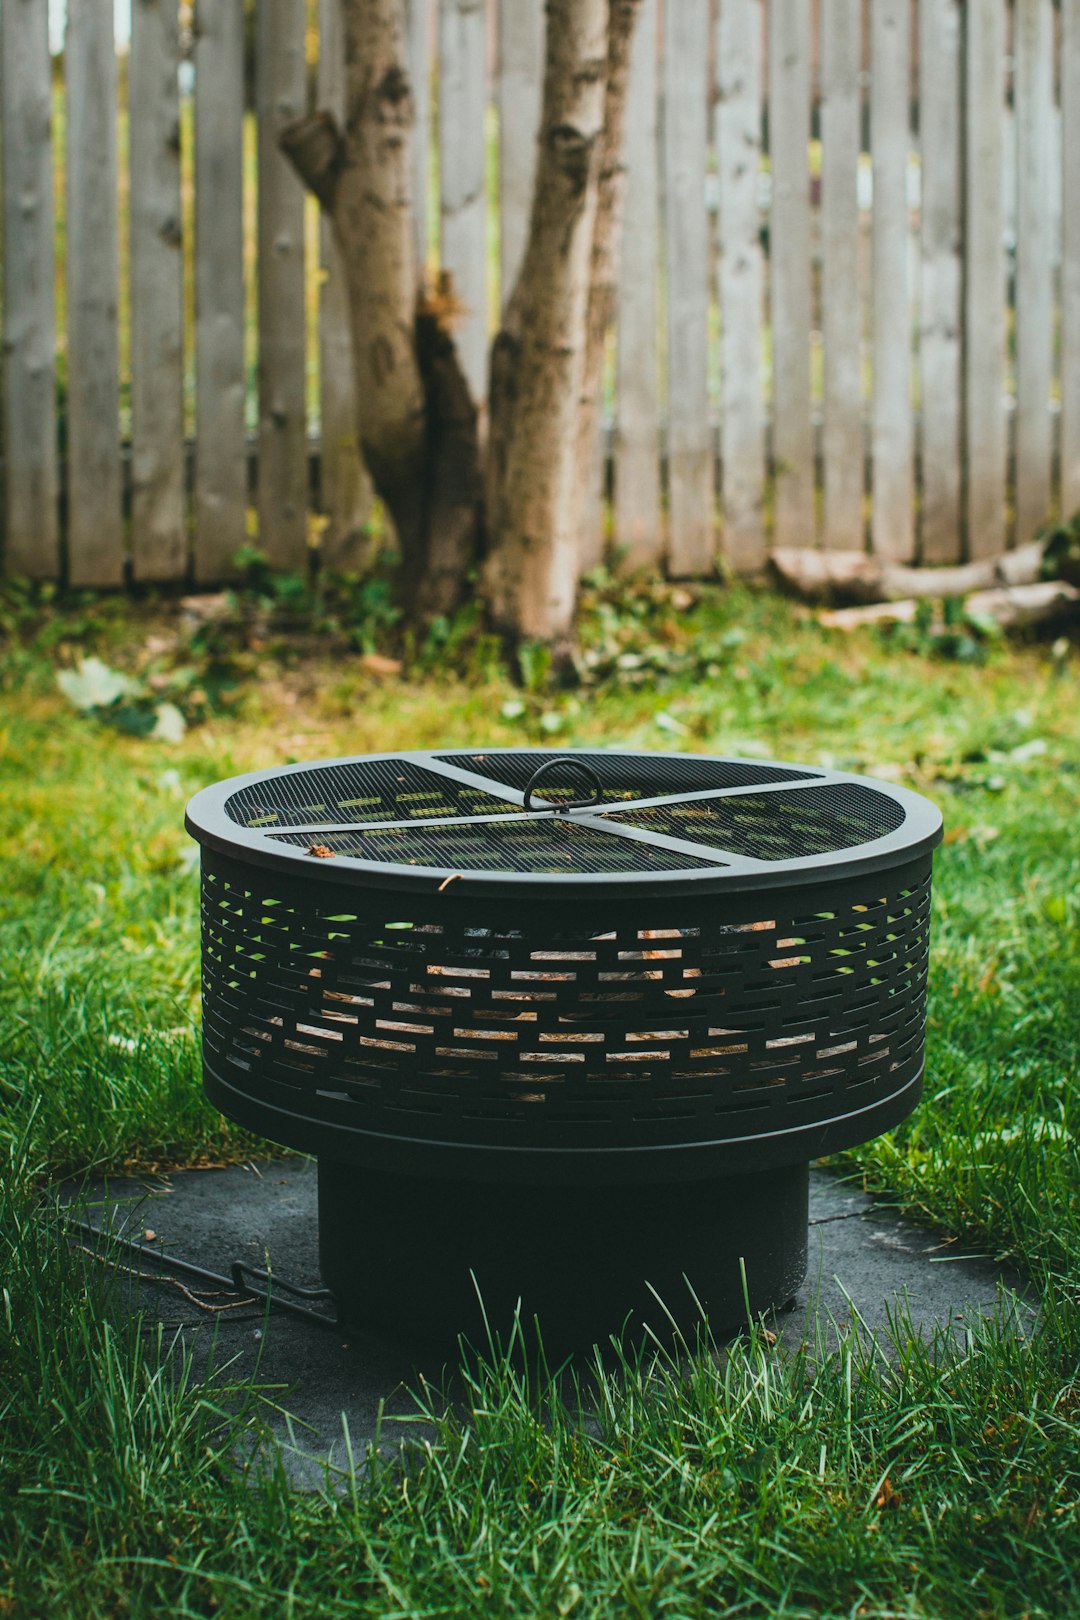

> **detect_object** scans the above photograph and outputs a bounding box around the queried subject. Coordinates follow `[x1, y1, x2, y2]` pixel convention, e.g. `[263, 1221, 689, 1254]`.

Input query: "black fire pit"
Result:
[185, 748, 942, 1353]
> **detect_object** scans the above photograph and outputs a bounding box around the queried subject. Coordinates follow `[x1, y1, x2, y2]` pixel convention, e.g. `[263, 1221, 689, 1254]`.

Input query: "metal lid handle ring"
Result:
[523, 757, 604, 814]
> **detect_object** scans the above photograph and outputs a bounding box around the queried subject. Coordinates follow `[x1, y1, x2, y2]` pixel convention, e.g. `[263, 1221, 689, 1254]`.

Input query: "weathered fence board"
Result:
[1014, 0, 1054, 545]
[964, 1, 1007, 560]
[663, 0, 713, 575]
[1, 0, 1076, 588]
[256, 0, 308, 569]
[820, 0, 863, 553]
[439, 0, 488, 403]
[194, 0, 247, 582]
[613, 0, 661, 571]
[870, 0, 913, 563]
[1064, 0, 1080, 518]
[0, 0, 59, 579]
[497, 0, 544, 308]
[716, 0, 767, 572]
[318, 0, 371, 569]
[768, 0, 814, 549]
[129, 0, 186, 581]
[918, 0, 963, 564]
[65, 0, 124, 586]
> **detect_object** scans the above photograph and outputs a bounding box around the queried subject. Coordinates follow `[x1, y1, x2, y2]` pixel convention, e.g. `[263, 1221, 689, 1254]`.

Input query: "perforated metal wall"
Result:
[200, 849, 933, 1163]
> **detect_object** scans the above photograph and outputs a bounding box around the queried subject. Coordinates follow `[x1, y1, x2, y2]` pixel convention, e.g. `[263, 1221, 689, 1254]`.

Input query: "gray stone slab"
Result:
[62, 1158, 1032, 1486]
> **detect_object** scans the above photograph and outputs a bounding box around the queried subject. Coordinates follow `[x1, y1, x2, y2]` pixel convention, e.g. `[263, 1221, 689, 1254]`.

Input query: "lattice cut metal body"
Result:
[198, 851, 932, 1177]
[187, 749, 942, 1347]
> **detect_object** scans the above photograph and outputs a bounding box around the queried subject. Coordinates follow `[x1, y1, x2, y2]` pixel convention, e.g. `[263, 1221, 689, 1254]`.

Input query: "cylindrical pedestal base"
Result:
[318, 1159, 809, 1356]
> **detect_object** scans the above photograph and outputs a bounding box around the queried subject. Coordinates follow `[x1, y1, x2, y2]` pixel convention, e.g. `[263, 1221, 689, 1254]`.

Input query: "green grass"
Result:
[2, 581, 1080, 1616]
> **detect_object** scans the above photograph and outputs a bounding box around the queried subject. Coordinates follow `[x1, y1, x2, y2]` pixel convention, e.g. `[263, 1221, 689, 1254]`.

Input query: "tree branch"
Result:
[280, 110, 345, 214]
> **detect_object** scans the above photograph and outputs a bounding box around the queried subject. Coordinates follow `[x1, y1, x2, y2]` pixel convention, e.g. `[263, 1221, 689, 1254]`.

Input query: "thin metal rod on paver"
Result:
[64, 1215, 340, 1331]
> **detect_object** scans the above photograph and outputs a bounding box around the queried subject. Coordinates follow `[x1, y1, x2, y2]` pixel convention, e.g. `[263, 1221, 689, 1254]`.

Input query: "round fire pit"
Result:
[185, 748, 942, 1353]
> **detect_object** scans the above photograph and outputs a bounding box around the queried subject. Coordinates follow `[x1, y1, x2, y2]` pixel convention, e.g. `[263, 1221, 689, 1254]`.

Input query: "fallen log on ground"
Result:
[769, 541, 1046, 604]
[818, 579, 1080, 632]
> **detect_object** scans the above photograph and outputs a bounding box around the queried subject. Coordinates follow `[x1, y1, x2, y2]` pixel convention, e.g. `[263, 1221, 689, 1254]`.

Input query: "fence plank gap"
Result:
[614, 0, 661, 570]
[318, 0, 372, 570]
[663, 0, 714, 575]
[439, 0, 488, 404]
[918, 0, 963, 564]
[870, 0, 913, 563]
[194, 0, 247, 582]
[768, 0, 815, 549]
[716, 0, 767, 572]
[256, 0, 309, 570]
[497, 0, 544, 310]
[1064, 0, 1080, 518]
[820, 0, 863, 553]
[964, 1, 1007, 560]
[1013, 0, 1054, 545]
[0, 0, 59, 578]
[129, 0, 186, 581]
[65, 0, 124, 586]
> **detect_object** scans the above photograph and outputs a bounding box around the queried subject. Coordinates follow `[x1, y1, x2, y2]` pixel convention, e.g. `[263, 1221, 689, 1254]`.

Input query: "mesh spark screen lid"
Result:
[186, 748, 942, 894]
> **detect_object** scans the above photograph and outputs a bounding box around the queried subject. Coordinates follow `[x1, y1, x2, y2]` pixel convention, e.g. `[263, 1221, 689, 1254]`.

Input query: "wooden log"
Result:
[66, 0, 124, 586]
[716, 0, 766, 572]
[0, 0, 59, 578]
[820, 581, 1079, 632]
[318, 0, 372, 570]
[256, 0, 308, 569]
[663, 0, 713, 575]
[768, 0, 814, 547]
[769, 540, 1046, 603]
[820, 0, 863, 554]
[130, 0, 187, 581]
[613, 0, 661, 571]
[918, 0, 963, 564]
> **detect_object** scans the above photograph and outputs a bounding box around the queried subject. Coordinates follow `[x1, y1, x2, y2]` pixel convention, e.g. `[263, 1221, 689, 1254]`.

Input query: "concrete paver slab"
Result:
[63, 1157, 1032, 1485]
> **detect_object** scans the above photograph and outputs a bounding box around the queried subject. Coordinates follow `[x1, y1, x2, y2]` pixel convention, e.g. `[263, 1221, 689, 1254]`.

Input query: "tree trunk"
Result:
[284, 0, 641, 644]
[281, 0, 481, 620]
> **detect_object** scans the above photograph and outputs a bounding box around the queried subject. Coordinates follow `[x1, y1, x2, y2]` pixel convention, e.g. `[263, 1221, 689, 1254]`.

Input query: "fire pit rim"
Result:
[184, 745, 942, 899]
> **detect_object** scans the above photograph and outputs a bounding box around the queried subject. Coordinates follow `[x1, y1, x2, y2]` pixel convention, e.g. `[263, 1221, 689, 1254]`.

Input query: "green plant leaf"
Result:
[56, 656, 138, 711]
[150, 703, 187, 744]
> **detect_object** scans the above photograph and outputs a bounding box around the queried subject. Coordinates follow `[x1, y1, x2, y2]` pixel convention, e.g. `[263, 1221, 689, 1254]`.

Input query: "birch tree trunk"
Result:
[282, 0, 641, 645]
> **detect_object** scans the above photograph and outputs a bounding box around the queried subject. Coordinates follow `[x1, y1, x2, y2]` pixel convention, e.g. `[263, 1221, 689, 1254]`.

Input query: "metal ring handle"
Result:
[523, 757, 604, 814]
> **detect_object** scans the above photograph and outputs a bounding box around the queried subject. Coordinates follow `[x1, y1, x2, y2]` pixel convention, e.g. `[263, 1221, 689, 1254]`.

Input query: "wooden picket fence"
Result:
[1, 0, 1079, 587]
